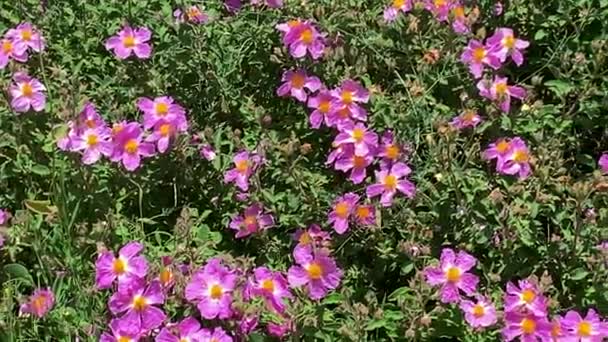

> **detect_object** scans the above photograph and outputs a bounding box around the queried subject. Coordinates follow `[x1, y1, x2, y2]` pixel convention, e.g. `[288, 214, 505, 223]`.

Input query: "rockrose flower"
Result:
[108, 279, 166, 331]
[100, 317, 141, 342]
[328, 192, 359, 234]
[477, 76, 526, 113]
[6, 22, 45, 52]
[599, 153, 608, 174]
[503, 279, 548, 317]
[459, 296, 497, 328]
[229, 202, 274, 238]
[560, 309, 608, 341]
[383, 0, 412, 22]
[502, 312, 551, 342]
[460, 40, 502, 79]
[95, 241, 148, 290]
[486, 28, 530, 66]
[423, 248, 479, 303]
[287, 247, 342, 300]
[276, 69, 322, 102]
[366, 162, 415, 207]
[156, 316, 206, 342]
[185, 258, 238, 319]
[245, 266, 293, 313]
[105, 26, 152, 59]
[450, 109, 482, 130]
[282, 20, 326, 59]
[9, 72, 46, 113]
[0, 37, 27, 69]
[224, 150, 260, 192]
[19, 288, 54, 318]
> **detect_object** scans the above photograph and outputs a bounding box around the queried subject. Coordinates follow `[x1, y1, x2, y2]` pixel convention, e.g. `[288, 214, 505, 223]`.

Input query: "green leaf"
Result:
[31, 165, 51, 176]
[544, 80, 575, 97]
[2, 263, 34, 285]
[570, 268, 589, 280]
[24, 199, 58, 215]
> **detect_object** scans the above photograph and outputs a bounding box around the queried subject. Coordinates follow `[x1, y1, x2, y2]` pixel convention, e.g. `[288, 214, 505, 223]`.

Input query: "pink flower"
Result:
[334, 146, 374, 184]
[6, 22, 45, 52]
[483, 137, 513, 169]
[0, 38, 28, 69]
[267, 318, 294, 338]
[110, 124, 155, 171]
[486, 28, 530, 66]
[378, 131, 405, 168]
[307, 90, 334, 129]
[502, 312, 551, 342]
[383, 0, 412, 22]
[366, 162, 415, 207]
[498, 137, 532, 180]
[105, 26, 152, 60]
[288, 248, 342, 300]
[224, 150, 259, 192]
[72, 127, 113, 164]
[424, 0, 451, 21]
[77, 102, 105, 129]
[200, 327, 233, 342]
[238, 314, 258, 335]
[450, 5, 470, 34]
[328, 192, 359, 234]
[109, 279, 166, 331]
[477, 76, 526, 113]
[599, 153, 608, 174]
[277, 69, 322, 102]
[333, 122, 379, 157]
[200, 144, 217, 161]
[19, 288, 54, 318]
[225, 0, 242, 13]
[145, 120, 185, 154]
[561, 309, 608, 341]
[292, 224, 331, 257]
[9, 72, 46, 113]
[282, 21, 326, 59]
[229, 203, 274, 238]
[549, 316, 566, 341]
[246, 266, 293, 313]
[504, 279, 548, 317]
[156, 317, 205, 342]
[354, 204, 375, 226]
[276, 19, 303, 36]
[423, 248, 479, 303]
[174, 6, 209, 25]
[460, 40, 502, 79]
[100, 317, 141, 342]
[459, 296, 497, 328]
[137, 96, 187, 130]
[329, 79, 370, 123]
[95, 241, 148, 290]
[450, 109, 482, 129]
[185, 258, 237, 319]
[0, 209, 9, 226]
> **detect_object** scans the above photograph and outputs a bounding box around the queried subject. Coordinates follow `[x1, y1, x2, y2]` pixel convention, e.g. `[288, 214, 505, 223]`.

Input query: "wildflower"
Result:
[9, 72, 46, 113]
[283, 21, 326, 59]
[100, 317, 141, 342]
[238, 315, 259, 335]
[451, 4, 470, 34]
[292, 224, 331, 256]
[326, 142, 349, 166]
[366, 162, 415, 207]
[334, 122, 379, 157]
[110, 124, 155, 171]
[450, 109, 482, 129]
[156, 317, 205, 342]
[6, 22, 45, 52]
[502, 312, 551, 341]
[185, 258, 237, 319]
[486, 28, 530, 66]
[477, 76, 526, 113]
[225, 0, 242, 13]
[137, 96, 187, 130]
[174, 6, 209, 25]
[483, 138, 513, 168]
[224, 150, 259, 192]
[460, 40, 502, 79]
[384, 0, 412, 22]
[72, 127, 113, 164]
[354, 204, 375, 226]
[334, 146, 374, 184]
[423, 248, 479, 303]
[0, 209, 10, 226]
[459, 296, 497, 328]
[287, 247, 342, 300]
[77, 102, 105, 129]
[200, 144, 217, 161]
[105, 26, 152, 59]
[599, 153, 608, 174]
[200, 327, 233, 342]
[378, 131, 404, 168]
[267, 318, 294, 338]
[157, 256, 175, 290]
[498, 137, 532, 180]
[425, 0, 451, 22]
[277, 69, 322, 102]
[145, 120, 182, 154]
[307, 90, 334, 129]
[276, 19, 303, 36]
[95, 241, 148, 290]
[504, 279, 547, 317]
[20, 288, 54, 318]
[0, 38, 27, 69]
[560, 309, 608, 341]
[328, 192, 359, 234]
[246, 267, 293, 313]
[549, 316, 565, 341]
[330, 79, 370, 122]
[229, 203, 274, 238]
[108, 279, 166, 331]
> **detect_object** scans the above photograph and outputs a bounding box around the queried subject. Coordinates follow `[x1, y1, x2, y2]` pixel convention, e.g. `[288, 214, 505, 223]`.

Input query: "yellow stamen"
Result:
[578, 321, 592, 337]
[2, 40, 12, 54]
[453, 6, 465, 18]
[445, 267, 461, 282]
[300, 29, 313, 44]
[352, 128, 365, 143]
[159, 268, 173, 286]
[291, 74, 305, 89]
[496, 140, 510, 153]
[318, 100, 331, 114]
[261, 279, 275, 292]
[503, 35, 515, 49]
[385, 145, 399, 160]
[392, 0, 405, 8]
[132, 295, 147, 311]
[341, 91, 354, 104]
[335, 201, 349, 219]
[124, 139, 138, 154]
[21, 83, 33, 97]
[236, 160, 248, 174]
[462, 110, 477, 123]
[384, 175, 397, 191]
[118, 337, 131, 342]
[299, 232, 311, 245]
[87, 134, 99, 146]
[356, 206, 370, 219]
[472, 47, 486, 63]
[155, 102, 169, 116]
[210, 284, 223, 299]
[521, 318, 536, 334]
[495, 82, 508, 96]
[85, 119, 96, 128]
[21, 30, 33, 41]
[112, 124, 124, 136]
[472, 304, 485, 318]
[187, 7, 202, 20]
[123, 35, 136, 48]
[159, 123, 172, 137]
[353, 155, 366, 169]
[435, 0, 446, 7]
[513, 150, 529, 163]
[244, 215, 257, 227]
[307, 262, 322, 280]
[32, 295, 46, 312]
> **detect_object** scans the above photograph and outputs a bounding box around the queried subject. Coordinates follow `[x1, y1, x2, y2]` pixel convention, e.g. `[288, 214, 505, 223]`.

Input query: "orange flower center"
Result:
[2, 40, 13, 54]
[513, 149, 529, 163]
[125, 139, 138, 154]
[159, 268, 173, 286]
[462, 110, 477, 123]
[85, 119, 96, 128]
[123, 35, 136, 48]
[187, 7, 202, 20]
[392, 0, 405, 8]
[578, 321, 592, 337]
[435, 0, 446, 6]
[87, 134, 99, 146]
[503, 35, 515, 49]
[445, 267, 461, 282]
[495, 82, 508, 96]
[299, 232, 311, 245]
[32, 295, 46, 312]
[236, 160, 248, 173]
[112, 258, 126, 275]
[352, 128, 365, 143]
[453, 6, 465, 18]
[307, 262, 323, 280]
[551, 323, 561, 337]
[155, 102, 169, 116]
[385, 145, 399, 160]
[300, 29, 313, 44]
[159, 123, 172, 137]
[261, 279, 275, 292]
[318, 100, 331, 114]
[132, 295, 147, 311]
[472, 304, 485, 318]
[118, 337, 131, 342]
[288, 20, 300, 28]
[521, 289, 535, 303]
[112, 124, 124, 136]
[353, 155, 367, 168]
[21, 83, 33, 97]
[384, 175, 397, 191]
[356, 206, 370, 219]
[210, 284, 223, 299]
[521, 318, 536, 334]
[244, 215, 257, 227]
[496, 140, 510, 153]
[472, 47, 486, 63]
[335, 201, 350, 219]
[291, 74, 305, 89]
[341, 91, 354, 104]
[21, 30, 33, 41]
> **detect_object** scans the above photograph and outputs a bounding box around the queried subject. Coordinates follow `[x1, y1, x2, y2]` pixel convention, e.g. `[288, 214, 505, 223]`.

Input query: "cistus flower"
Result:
[486, 28, 530, 66]
[287, 247, 342, 300]
[229, 202, 274, 238]
[0, 209, 10, 226]
[599, 154, 608, 174]
[423, 248, 479, 303]
[100, 317, 141, 342]
[460, 40, 502, 79]
[561, 309, 608, 341]
[502, 312, 551, 342]
[136, 96, 187, 130]
[383, 0, 413, 22]
[72, 127, 113, 164]
[78, 102, 105, 129]
[111, 124, 155, 171]
[459, 296, 497, 328]
[328, 192, 359, 234]
[200, 144, 217, 161]
[450, 109, 482, 130]
[483, 137, 513, 169]
[334, 145, 374, 184]
[156, 317, 205, 342]
[366, 162, 415, 207]
[19, 288, 54, 318]
[6, 22, 45, 52]
[95, 241, 148, 290]
[282, 20, 326, 59]
[0, 38, 28, 69]
[109, 279, 166, 331]
[185, 258, 237, 319]
[238, 314, 259, 335]
[354, 204, 375, 226]
[105, 26, 152, 59]
[333, 122, 379, 157]
[378, 131, 405, 168]
[450, 4, 470, 34]
[200, 327, 233, 342]
[9, 72, 46, 113]
[246, 266, 293, 313]
[477, 76, 526, 113]
[276, 69, 322, 102]
[224, 150, 259, 192]
[292, 224, 331, 256]
[174, 6, 209, 25]
[424, 0, 451, 21]
[504, 279, 548, 317]
[267, 318, 294, 338]
[497, 137, 532, 180]
[225, 0, 242, 13]
[307, 90, 334, 129]
[330, 79, 370, 123]
[145, 120, 178, 154]
[549, 316, 565, 341]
